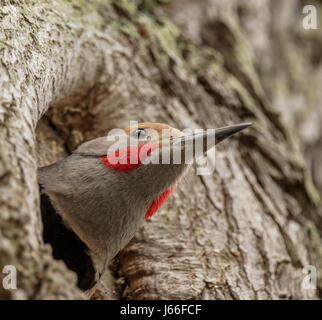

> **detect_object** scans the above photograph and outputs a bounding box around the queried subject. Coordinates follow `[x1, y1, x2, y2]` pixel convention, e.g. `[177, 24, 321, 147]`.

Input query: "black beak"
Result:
[172, 122, 251, 157]
[211, 122, 252, 146]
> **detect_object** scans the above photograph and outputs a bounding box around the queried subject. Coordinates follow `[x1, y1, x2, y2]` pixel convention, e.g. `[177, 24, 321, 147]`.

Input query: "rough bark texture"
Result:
[0, 0, 321, 299]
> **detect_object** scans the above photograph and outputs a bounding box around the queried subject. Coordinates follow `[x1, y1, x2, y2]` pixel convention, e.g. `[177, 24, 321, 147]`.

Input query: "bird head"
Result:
[98, 122, 251, 170]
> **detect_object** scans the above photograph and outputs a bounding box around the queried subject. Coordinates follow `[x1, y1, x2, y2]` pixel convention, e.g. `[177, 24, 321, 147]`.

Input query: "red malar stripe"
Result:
[145, 185, 176, 219]
[101, 143, 157, 172]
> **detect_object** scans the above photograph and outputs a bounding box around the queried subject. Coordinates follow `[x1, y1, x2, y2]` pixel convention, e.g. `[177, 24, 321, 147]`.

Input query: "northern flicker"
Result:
[38, 122, 250, 289]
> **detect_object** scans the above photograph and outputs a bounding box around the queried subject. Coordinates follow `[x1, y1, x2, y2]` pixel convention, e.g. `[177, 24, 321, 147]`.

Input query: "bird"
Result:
[38, 121, 250, 289]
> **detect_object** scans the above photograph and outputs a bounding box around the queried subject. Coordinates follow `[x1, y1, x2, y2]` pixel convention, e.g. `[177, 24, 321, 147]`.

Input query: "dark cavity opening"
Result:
[40, 186, 96, 290]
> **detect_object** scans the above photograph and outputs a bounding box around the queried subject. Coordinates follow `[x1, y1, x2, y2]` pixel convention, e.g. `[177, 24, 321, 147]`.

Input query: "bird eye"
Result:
[132, 128, 147, 139]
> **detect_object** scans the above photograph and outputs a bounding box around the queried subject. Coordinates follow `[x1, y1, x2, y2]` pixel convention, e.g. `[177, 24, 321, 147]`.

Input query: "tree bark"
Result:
[0, 0, 321, 299]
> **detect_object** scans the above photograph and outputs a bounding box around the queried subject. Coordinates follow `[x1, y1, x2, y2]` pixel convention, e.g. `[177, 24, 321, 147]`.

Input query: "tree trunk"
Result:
[0, 0, 321, 300]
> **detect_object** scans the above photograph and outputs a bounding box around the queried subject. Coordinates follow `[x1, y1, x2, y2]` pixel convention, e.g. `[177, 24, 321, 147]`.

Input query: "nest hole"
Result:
[35, 104, 101, 291]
